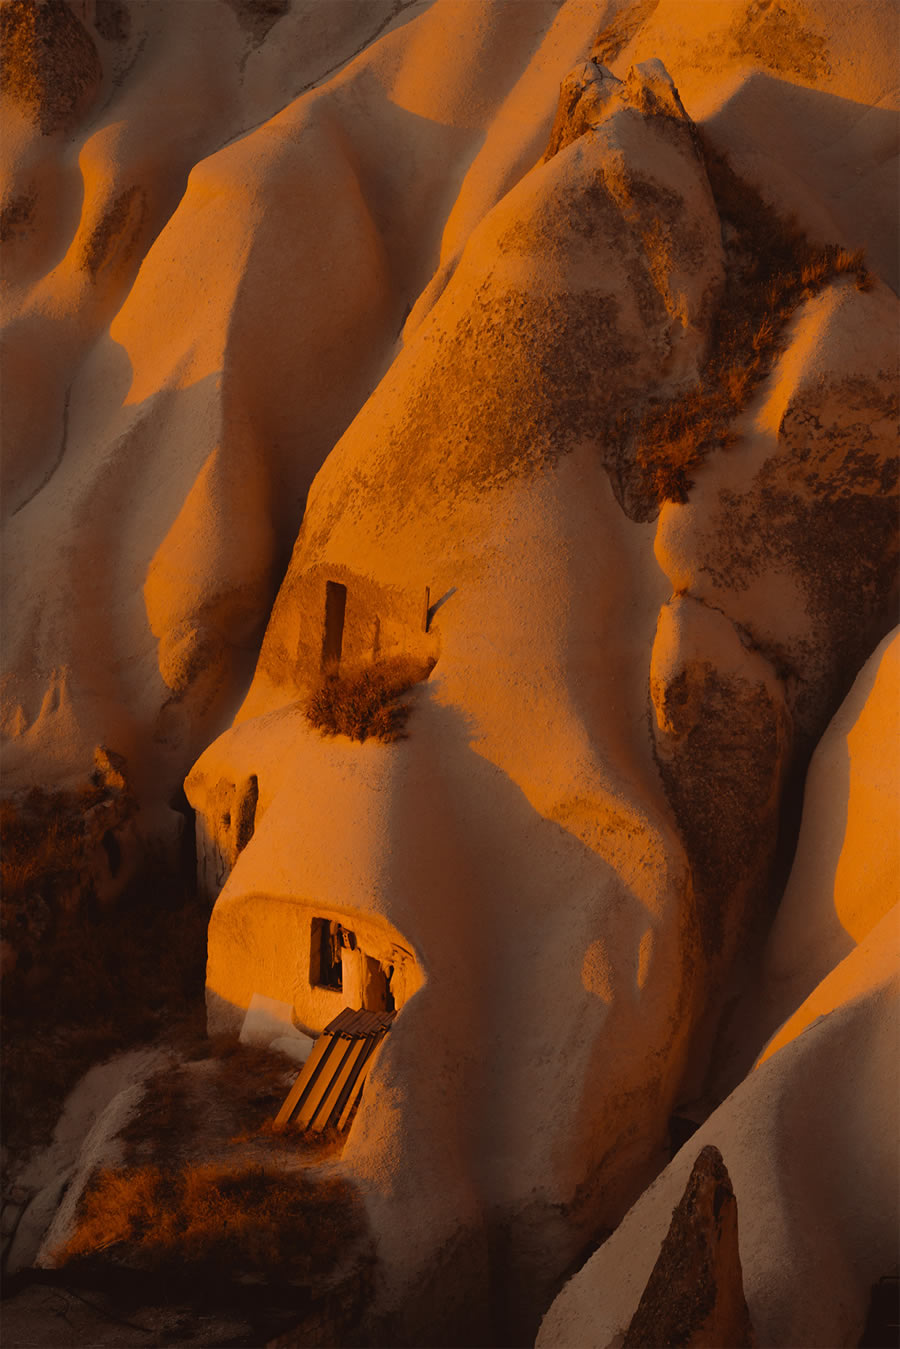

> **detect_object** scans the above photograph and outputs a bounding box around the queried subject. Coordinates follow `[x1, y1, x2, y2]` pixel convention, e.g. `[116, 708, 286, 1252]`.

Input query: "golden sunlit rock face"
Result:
[1, 2, 898, 1346]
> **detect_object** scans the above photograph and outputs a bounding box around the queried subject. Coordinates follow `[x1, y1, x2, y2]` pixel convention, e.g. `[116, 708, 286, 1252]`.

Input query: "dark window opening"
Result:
[322, 580, 347, 672]
[310, 917, 354, 991]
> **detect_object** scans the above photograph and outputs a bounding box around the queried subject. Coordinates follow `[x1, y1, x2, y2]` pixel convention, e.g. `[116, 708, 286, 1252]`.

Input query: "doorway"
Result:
[322, 580, 347, 672]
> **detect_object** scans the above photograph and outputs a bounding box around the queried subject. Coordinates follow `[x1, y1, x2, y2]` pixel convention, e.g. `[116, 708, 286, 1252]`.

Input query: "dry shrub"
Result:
[305, 654, 434, 743]
[53, 1161, 367, 1287]
[1, 783, 107, 910]
[623, 137, 873, 510]
[1, 790, 208, 1160]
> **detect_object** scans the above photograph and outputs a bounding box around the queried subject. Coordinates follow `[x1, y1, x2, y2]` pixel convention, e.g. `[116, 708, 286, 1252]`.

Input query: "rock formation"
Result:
[623, 1145, 755, 1349]
[1, 1, 898, 1346]
[538, 633, 900, 1349]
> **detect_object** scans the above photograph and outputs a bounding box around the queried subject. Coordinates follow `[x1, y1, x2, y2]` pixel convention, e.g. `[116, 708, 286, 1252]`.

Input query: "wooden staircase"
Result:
[273, 1007, 395, 1133]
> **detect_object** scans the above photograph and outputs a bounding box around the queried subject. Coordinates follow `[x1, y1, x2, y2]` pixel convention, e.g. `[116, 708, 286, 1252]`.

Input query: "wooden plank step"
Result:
[294, 1036, 356, 1129]
[274, 1008, 398, 1133]
[335, 1031, 387, 1131]
[328, 1036, 379, 1127]
[323, 1007, 360, 1035]
[325, 1007, 395, 1037]
[272, 1031, 339, 1131]
[307, 1036, 372, 1131]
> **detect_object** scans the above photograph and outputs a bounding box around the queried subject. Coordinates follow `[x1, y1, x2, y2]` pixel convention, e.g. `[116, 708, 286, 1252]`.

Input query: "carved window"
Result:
[310, 917, 353, 991]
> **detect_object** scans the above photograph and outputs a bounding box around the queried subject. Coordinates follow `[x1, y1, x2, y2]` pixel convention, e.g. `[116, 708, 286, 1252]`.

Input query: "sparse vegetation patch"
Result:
[0, 0, 101, 133]
[618, 137, 872, 513]
[81, 184, 146, 279]
[52, 1160, 368, 1288]
[1, 785, 208, 1160]
[2, 781, 123, 977]
[591, 0, 661, 66]
[305, 654, 434, 743]
[117, 1037, 343, 1166]
[0, 191, 37, 244]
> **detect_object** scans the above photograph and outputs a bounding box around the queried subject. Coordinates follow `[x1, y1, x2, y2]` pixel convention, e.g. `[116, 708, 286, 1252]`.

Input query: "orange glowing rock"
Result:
[1, 2, 897, 1344]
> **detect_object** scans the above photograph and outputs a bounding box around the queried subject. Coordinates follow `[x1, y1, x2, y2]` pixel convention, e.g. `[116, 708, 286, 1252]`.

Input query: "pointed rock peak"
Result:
[626, 58, 690, 124]
[577, 59, 621, 87]
[543, 55, 690, 164]
[542, 58, 624, 161]
[623, 1145, 756, 1348]
[93, 744, 129, 795]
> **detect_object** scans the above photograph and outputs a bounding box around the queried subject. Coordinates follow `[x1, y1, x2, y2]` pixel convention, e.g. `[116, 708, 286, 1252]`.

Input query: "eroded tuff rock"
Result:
[623, 1145, 755, 1349]
[2, 3, 899, 1345]
[228, 53, 724, 736]
[545, 54, 696, 163]
[187, 49, 735, 1324]
[194, 770, 260, 901]
[182, 26, 897, 1342]
[543, 60, 622, 162]
[745, 626, 900, 1060]
[3, 0, 612, 825]
[649, 594, 792, 1084]
[0, 0, 101, 134]
[537, 650, 899, 1349]
[538, 916, 899, 1349]
[655, 255, 899, 752]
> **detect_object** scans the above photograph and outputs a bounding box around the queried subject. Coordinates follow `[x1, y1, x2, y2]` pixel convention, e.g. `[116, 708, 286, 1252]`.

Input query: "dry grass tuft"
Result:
[52, 1160, 368, 1287]
[305, 654, 435, 743]
[620, 137, 873, 511]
